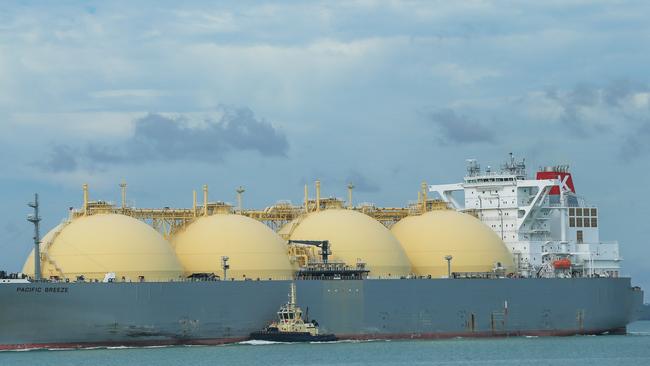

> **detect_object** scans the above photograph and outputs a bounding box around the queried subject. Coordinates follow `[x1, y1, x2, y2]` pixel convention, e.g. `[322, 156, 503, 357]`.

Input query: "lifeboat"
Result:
[553, 258, 571, 270]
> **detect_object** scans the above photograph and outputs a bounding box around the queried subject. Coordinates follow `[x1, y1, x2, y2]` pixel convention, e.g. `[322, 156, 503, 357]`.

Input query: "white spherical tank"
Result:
[391, 211, 514, 278]
[22, 214, 183, 281]
[286, 209, 411, 278]
[173, 214, 294, 280]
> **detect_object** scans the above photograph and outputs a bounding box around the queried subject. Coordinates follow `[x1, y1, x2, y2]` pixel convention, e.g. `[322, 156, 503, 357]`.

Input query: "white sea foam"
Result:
[310, 339, 389, 344]
[627, 331, 650, 336]
[238, 340, 286, 346]
[0, 348, 41, 352]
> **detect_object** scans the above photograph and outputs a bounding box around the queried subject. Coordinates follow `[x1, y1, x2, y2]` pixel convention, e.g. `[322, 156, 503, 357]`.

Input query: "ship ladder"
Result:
[537, 262, 555, 278]
[43, 252, 65, 279]
[40, 219, 70, 278]
[280, 215, 306, 240]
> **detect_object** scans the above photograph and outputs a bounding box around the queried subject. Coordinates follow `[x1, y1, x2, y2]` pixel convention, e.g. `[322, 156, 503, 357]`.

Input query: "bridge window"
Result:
[577, 230, 583, 244]
[591, 218, 597, 227]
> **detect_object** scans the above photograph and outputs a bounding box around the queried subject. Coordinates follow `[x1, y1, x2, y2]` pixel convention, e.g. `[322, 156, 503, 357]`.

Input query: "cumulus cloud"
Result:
[432, 63, 501, 86]
[543, 84, 611, 135]
[423, 80, 650, 160]
[428, 108, 496, 144]
[539, 80, 650, 135]
[619, 120, 650, 160]
[35, 145, 78, 172]
[602, 79, 647, 107]
[38, 107, 289, 172]
[531, 81, 650, 160]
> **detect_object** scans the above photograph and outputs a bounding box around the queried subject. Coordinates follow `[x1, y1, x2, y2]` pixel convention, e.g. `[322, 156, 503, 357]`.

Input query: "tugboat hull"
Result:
[249, 331, 337, 343]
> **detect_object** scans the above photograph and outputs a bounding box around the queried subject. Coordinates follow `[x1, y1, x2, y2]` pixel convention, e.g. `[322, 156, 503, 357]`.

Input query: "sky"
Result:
[0, 1, 649, 291]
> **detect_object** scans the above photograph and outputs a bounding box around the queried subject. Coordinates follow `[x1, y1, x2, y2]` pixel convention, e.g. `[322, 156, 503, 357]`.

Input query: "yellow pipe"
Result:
[421, 181, 428, 213]
[192, 190, 197, 217]
[120, 181, 127, 209]
[304, 184, 309, 213]
[82, 183, 89, 215]
[315, 180, 321, 212]
[347, 183, 354, 209]
[203, 185, 208, 216]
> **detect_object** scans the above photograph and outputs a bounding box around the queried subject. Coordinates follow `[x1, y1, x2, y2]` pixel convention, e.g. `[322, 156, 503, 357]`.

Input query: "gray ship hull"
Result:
[0, 278, 642, 349]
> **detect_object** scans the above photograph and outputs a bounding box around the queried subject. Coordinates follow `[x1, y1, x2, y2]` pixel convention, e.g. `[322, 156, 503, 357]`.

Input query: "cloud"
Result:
[544, 83, 602, 135]
[90, 89, 168, 99]
[35, 145, 78, 173]
[619, 120, 650, 160]
[428, 108, 496, 144]
[603, 79, 648, 107]
[447, 80, 650, 161]
[542, 80, 650, 136]
[432, 63, 501, 86]
[345, 171, 380, 193]
[38, 106, 289, 171]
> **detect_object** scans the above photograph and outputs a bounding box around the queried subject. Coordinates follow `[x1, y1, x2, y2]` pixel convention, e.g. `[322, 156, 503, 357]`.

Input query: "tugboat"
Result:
[249, 282, 337, 342]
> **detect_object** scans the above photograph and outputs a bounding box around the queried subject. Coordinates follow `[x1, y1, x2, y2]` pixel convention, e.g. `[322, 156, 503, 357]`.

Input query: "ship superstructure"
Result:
[429, 154, 620, 278]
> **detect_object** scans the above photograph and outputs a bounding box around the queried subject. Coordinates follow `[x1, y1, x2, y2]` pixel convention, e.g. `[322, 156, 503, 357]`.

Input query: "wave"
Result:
[238, 340, 288, 346]
[239, 339, 390, 346]
[627, 332, 650, 336]
[0, 348, 42, 352]
[312, 339, 390, 344]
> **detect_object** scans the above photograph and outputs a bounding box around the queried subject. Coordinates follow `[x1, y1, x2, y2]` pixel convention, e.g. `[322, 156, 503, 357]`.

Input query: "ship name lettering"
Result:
[16, 287, 68, 293]
[44, 287, 68, 293]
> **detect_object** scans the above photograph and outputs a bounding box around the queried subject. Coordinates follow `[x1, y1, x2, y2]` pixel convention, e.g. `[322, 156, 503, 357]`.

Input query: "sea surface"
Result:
[1, 321, 649, 366]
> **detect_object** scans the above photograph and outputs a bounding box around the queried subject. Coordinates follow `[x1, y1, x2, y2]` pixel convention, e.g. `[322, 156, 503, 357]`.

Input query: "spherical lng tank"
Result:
[173, 214, 293, 280]
[286, 209, 411, 278]
[22, 214, 183, 281]
[391, 210, 514, 278]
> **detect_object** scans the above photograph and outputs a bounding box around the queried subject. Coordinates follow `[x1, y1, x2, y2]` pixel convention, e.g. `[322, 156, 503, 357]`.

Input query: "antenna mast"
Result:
[236, 186, 245, 212]
[27, 193, 42, 281]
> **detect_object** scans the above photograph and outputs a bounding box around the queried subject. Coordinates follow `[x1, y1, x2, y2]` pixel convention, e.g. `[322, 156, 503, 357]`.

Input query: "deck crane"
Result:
[287, 240, 331, 264]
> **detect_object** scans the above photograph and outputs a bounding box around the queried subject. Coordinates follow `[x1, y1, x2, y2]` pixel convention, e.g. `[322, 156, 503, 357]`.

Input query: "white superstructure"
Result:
[429, 154, 620, 278]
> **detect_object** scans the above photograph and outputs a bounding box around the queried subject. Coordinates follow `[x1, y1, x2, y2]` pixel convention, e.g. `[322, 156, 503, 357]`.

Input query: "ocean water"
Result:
[1, 322, 649, 366]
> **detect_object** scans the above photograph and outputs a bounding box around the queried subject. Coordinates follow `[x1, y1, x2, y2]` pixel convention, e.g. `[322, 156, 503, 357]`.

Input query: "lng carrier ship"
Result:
[0, 155, 643, 350]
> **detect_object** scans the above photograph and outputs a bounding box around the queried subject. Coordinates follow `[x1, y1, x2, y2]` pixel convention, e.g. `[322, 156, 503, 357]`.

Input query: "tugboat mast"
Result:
[27, 193, 42, 281]
[289, 282, 297, 306]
